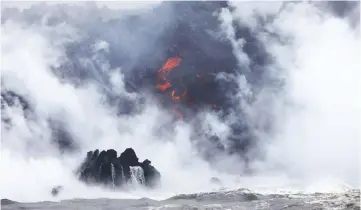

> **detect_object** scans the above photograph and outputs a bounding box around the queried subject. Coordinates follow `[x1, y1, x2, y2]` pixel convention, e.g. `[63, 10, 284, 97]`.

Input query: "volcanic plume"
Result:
[1, 1, 268, 160]
[1, 1, 360, 202]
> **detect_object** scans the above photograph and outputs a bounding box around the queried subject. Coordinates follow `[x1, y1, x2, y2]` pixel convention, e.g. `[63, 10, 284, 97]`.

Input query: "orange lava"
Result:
[156, 81, 172, 91]
[155, 57, 216, 119]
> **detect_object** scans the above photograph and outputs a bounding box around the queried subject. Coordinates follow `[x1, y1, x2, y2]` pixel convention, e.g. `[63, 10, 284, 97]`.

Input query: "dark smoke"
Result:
[1, 1, 281, 171]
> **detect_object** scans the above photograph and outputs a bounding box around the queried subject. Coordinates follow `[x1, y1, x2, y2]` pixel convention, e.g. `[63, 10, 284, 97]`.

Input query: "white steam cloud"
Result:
[226, 1, 360, 192]
[1, 1, 360, 203]
[0, 2, 236, 202]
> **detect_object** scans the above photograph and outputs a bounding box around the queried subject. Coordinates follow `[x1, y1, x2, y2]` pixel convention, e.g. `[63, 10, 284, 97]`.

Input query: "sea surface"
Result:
[2, 188, 360, 210]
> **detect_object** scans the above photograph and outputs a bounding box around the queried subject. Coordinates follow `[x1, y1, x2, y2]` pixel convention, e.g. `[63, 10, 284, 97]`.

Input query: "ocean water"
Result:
[2, 189, 360, 210]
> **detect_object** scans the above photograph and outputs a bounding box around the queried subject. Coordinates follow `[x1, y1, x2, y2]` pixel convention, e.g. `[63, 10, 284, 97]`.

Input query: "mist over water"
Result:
[1, 1, 360, 203]
[228, 0, 360, 184]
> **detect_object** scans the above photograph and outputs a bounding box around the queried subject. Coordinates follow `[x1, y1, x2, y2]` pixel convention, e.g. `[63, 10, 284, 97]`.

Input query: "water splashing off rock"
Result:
[77, 148, 161, 189]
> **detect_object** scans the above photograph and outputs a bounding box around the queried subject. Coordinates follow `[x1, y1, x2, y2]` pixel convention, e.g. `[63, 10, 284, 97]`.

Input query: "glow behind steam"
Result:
[1, 3, 238, 201]
[1, 1, 360, 203]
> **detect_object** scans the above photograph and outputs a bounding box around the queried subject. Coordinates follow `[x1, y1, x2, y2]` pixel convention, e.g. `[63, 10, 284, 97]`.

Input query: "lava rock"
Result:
[140, 159, 161, 188]
[1, 199, 18, 205]
[51, 185, 63, 197]
[77, 148, 161, 189]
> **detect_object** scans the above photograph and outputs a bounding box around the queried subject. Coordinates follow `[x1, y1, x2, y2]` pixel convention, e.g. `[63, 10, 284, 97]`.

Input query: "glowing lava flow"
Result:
[155, 57, 187, 119]
[156, 81, 172, 92]
[156, 57, 181, 92]
[156, 57, 183, 93]
[156, 57, 182, 85]
[155, 57, 217, 119]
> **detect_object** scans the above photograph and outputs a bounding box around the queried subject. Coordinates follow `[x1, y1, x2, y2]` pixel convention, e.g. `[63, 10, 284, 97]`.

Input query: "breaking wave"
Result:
[1, 1, 360, 202]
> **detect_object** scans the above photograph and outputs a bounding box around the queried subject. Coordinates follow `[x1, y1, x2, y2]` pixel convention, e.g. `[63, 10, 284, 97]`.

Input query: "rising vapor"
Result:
[1, 0, 360, 203]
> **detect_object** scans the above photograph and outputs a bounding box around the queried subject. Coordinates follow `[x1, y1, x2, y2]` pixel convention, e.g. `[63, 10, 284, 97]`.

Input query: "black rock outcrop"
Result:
[51, 185, 63, 197]
[77, 148, 161, 188]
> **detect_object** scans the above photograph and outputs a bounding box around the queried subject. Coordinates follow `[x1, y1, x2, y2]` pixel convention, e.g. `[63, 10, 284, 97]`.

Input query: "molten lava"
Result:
[157, 57, 183, 81]
[155, 57, 188, 119]
[159, 57, 182, 71]
[156, 57, 183, 92]
[156, 81, 172, 91]
[171, 90, 180, 101]
[155, 57, 217, 119]
[170, 89, 187, 101]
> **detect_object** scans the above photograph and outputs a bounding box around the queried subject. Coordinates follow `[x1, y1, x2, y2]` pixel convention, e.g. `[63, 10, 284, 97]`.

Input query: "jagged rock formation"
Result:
[77, 148, 161, 188]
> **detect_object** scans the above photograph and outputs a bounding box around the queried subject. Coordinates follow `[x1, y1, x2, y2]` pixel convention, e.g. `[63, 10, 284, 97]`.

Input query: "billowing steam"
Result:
[1, 1, 360, 203]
